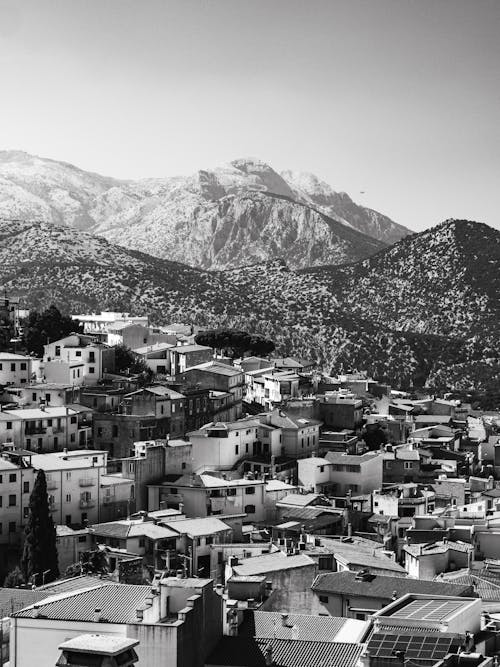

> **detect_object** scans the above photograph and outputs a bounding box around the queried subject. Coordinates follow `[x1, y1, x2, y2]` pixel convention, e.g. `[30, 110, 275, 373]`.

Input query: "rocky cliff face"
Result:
[0, 152, 411, 269]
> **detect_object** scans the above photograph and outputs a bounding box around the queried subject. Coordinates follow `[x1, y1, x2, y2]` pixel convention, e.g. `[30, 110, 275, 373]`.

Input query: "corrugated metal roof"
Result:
[240, 610, 349, 642]
[12, 584, 153, 623]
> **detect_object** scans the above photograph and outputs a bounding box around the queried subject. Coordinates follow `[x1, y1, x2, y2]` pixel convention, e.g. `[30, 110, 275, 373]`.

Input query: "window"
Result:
[10, 363, 15, 371]
[89, 352, 95, 363]
[9, 473, 16, 483]
[0, 523, 2, 534]
[235, 445, 239, 456]
[70, 433, 75, 443]
[32, 393, 37, 402]
[386, 461, 392, 469]
[245, 487, 255, 495]
[88, 367, 95, 374]
[227, 488, 237, 496]
[23, 481, 29, 494]
[172, 404, 176, 413]
[78, 535, 87, 543]
[66, 515, 72, 525]
[20, 362, 27, 371]
[112, 425, 118, 438]
[244, 504, 256, 514]
[206, 536, 213, 545]
[319, 595, 329, 603]
[0, 363, 2, 370]
[319, 466, 324, 473]
[75, 350, 82, 357]
[45, 394, 50, 403]
[8, 522, 15, 533]
[181, 462, 186, 469]
[70, 416, 77, 424]
[55, 346, 61, 357]
[6, 422, 12, 430]
[47, 419, 53, 427]
[404, 462, 413, 469]
[0, 497, 2, 507]
[54, 437, 58, 447]
[139, 538, 145, 548]
[97, 427, 103, 437]
[66, 494, 71, 502]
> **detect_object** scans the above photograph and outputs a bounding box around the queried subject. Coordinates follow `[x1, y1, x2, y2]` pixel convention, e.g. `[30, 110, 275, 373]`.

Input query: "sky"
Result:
[0, 0, 498, 232]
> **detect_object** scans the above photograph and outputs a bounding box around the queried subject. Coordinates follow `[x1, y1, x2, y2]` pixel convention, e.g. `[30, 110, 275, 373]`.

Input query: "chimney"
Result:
[264, 643, 274, 667]
[93, 608, 102, 622]
[281, 612, 291, 628]
[347, 522, 353, 538]
[176, 569, 184, 579]
[178, 503, 184, 514]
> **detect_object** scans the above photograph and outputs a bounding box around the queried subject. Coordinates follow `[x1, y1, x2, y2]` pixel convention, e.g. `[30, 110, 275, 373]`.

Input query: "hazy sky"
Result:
[0, 0, 498, 231]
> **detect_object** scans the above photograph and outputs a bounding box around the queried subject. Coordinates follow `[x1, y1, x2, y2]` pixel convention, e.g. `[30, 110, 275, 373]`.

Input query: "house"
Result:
[55, 525, 92, 573]
[93, 386, 185, 458]
[43, 334, 115, 384]
[10, 576, 223, 667]
[108, 322, 176, 350]
[3, 383, 81, 408]
[372, 484, 436, 519]
[382, 445, 421, 483]
[317, 391, 364, 430]
[169, 344, 213, 375]
[188, 417, 281, 473]
[30, 449, 133, 527]
[271, 357, 314, 373]
[0, 404, 94, 452]
[244, 368, 300, 409]
[132, 342, 174, 375]
[0, 353, 32, 386]
[258, 409, 322, 460]
[167, 516, 233, 577]
[319, 451, 384, 496]
[148, 472, 266, 523]
[228, 550, 318, 613]
[178, 362, 244, 420]
[311, 570, 474, 619]
[403, 540, 474, 579]
[72, 311, 149, 337]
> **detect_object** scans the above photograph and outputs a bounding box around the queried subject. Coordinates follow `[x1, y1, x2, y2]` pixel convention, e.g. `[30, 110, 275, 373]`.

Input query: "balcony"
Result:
[46, 481, 58, 490]
[79, 478, 95, 487]
[25, 427, 46, 436]
[78, 420, 93, 429]
[79, 499, 95, 509]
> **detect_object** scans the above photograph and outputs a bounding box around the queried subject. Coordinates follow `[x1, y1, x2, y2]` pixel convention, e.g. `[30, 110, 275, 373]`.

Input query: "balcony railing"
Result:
[25, 427, 46, 436]
[79, 478, 95, 487]
[79, 499, 95, 509]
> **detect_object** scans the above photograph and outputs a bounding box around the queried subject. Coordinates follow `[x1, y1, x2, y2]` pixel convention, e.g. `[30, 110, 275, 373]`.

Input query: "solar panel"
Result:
[390, 599, 464, 621]
[366, 632, 463, 661]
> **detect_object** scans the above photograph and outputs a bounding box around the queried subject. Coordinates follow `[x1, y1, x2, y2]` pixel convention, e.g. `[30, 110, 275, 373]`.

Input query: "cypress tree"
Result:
[21, 470, 59, 586]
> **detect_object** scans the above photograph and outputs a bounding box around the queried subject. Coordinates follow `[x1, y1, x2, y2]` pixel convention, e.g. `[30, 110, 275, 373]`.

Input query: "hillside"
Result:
[0, 151, 410, 269]
[0, 217, 497, 393]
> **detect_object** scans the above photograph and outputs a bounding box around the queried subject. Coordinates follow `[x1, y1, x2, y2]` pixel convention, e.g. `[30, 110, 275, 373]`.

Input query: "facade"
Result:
[148, 472, 266, 523]
[169, 345, 213, 375]
[317, 392, 364, 430]
[178, 363, 244, 420]
[43, 334, 115, 384]
[0, 353, 32, 386]
[0, 404, 93, 452]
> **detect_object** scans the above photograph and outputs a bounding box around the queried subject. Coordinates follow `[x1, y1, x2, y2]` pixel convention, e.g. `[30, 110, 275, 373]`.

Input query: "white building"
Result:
[72, 311, 149, 336]
[43, 334, 115, 385]
[0, 353, 33, 386]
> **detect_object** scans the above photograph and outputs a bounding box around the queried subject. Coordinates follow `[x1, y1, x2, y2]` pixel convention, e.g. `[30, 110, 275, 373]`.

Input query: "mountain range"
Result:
[0, 213, 498, 394]
[0, 151, 410, 269]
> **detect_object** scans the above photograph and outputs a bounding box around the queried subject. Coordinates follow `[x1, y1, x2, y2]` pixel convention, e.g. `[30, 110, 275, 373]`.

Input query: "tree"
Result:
[114, 344, 154, 384]
[23, 305, 81, 356]
[21, 470, 59, 586]
[194, 328, 275, 359]
[3, 566, 25, 588]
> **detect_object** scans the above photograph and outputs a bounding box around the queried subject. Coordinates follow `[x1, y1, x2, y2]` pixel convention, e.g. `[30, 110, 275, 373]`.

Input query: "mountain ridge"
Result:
[0, 215, 497, 394]
[0, 150, 411, 269]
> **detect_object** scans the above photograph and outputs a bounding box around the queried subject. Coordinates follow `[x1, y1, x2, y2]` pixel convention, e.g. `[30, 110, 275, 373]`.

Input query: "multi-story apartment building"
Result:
[3, 383, 81, 408]
[169, 344, 213, 376]
[178, 362, 244, 420]
[0, 404, 93, 452]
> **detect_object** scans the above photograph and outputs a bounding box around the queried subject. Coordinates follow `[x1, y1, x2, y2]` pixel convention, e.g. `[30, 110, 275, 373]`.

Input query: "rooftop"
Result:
[167, 517, 231, 537]
[312, 571, 474, 599]
[58, 634, 139, 656]
[12, 584, 154, 623]
[232, 552, 315, 576]
[206, 637, 362, 667]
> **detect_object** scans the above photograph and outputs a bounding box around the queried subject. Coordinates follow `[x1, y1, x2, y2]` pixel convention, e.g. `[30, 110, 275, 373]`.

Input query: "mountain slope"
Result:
[0, 151, 410, 269]
[0, 217, 497, 394]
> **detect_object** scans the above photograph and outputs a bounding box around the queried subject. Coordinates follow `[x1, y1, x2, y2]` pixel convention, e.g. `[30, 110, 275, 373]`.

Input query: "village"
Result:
[0, 299, 497, 667]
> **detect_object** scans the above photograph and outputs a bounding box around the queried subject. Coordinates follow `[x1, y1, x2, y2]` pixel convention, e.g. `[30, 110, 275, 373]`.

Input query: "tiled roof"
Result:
[312, 571, 473, 599]
[233, 552, 315, 576]
[240, 610, 349, 642]
[206, 637, 362, 667]
[90, 520, 177, 540]
[12, 584, 153, 623]
[0, 589, 52, 616]
[278, 493, 324, 507]
[166, 517, 231, 537]
[404, 541, 473, 557]
[436, 571, 500, 601]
